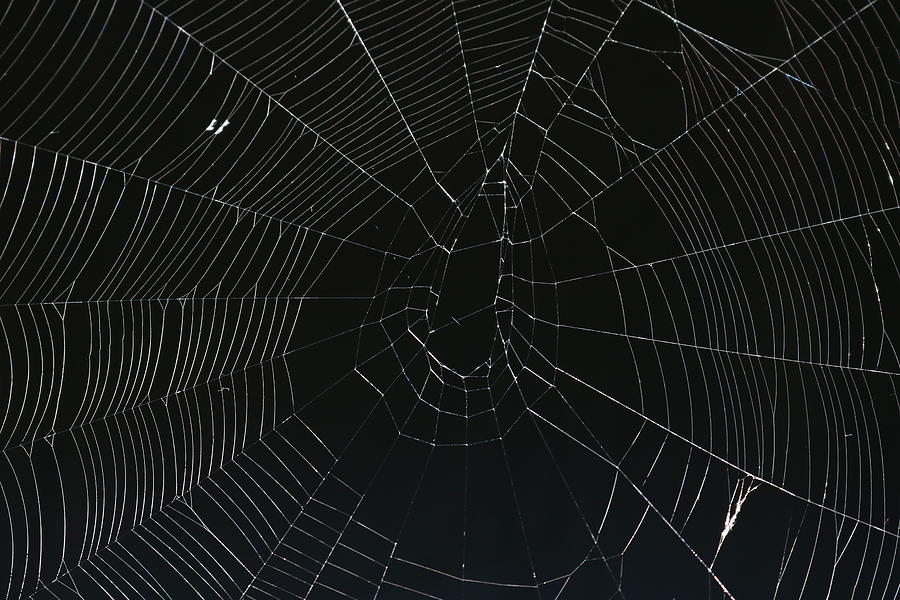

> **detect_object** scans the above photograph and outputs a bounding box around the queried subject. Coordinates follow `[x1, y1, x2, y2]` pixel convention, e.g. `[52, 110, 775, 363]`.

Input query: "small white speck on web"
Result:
[205, 119, 230, 134]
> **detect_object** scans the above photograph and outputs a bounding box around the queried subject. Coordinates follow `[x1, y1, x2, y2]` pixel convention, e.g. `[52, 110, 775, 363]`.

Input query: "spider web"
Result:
[0, 0, 898, 598]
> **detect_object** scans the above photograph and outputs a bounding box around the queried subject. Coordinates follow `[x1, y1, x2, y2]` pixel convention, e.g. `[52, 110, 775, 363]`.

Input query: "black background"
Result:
[0, 1, 898, 598]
